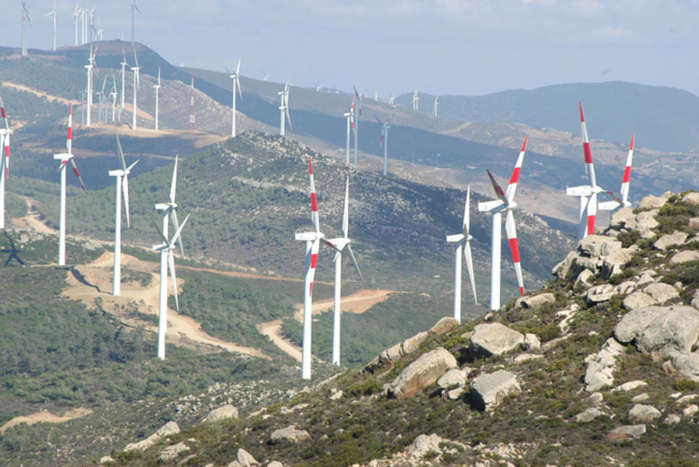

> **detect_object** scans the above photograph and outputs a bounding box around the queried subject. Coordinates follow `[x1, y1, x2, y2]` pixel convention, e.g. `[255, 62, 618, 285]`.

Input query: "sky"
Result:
[3, 0, 699, 98]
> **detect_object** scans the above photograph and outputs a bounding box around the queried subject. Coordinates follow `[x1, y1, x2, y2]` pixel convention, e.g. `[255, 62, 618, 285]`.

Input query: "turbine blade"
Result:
[116, 134, 126, 171]
[342, 177, 350, 238]
[170, 209, 185, 257]
[151, 217, 168, 245]
[486, 170, 508, 205]
[620, 134, 634, 205]
[169, 155, 178, 203]
[69, 158, 87, 192]
[464, 241, 477, 304]
[462, 185, 471, 237]
[505, 137, 527, 202]
[579, 101, 597, 187]
[0, 93, 10, 131]
[346, 244, 364, 282]
[168, 249, 179, 311]
[309, 158, 319, 233]
[505, 209, 524, 296]
[122, 174, 131, 228]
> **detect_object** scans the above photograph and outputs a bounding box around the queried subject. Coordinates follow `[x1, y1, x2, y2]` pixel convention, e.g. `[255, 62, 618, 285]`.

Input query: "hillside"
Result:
[101, 191, 699, 466]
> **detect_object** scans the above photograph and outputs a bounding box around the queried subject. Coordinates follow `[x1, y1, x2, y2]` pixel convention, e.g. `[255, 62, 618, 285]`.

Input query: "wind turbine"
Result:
[0, 94, 14, 230]
[21, 1, 30, 57]
[478, 137, 528, 311]
[375, 114, 392, 176]
[110, 74, 118, 122]
[96, 75, 107, 123]
[598, 135, 635, 212]
[278, 82, 291, 137]
[352, 86, 364, 168]
[412, 89, 419, 111]
[109, 135, 138, 296]
[446, 185, 477, 323]
[153, 66, 161, 131]
[73, 3, 80, 46]
[45, 1, 57, 51]
[154, 157, 186, 360]
[433, 96, 439, 117]
[229, 58, 242, 137]
[53, 104, 87, 266]
[118, 49, 127, 122]
[152, 213, 190, 361]
[130, 0, 140, 46]
[325, 177, 363, 367]
[131, 47, 140, 129]
[84, 43, 97, 127]
[343, 106, 353, 165]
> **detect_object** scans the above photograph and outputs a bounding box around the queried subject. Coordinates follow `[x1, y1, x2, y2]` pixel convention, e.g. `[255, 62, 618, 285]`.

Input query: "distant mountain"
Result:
[400, 82, 699, 153]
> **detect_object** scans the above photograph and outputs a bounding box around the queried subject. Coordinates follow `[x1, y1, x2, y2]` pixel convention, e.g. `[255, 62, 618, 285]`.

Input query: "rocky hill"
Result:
[101, 191, 699, 466]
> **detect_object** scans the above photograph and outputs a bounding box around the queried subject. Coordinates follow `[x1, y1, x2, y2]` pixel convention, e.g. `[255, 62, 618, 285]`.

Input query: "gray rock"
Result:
[638, 193, 670, 210]
[585, 338, 625, 392]
[615, 306, 699, 355]
[629, 404, 662, 422]
[616, 281, 637, 296]
[632, 393, 650, 402]
[654, 231, 688, 251]
[124, 421, 180, 452]
[688, 217, 699, 231]
[575, 407, 606, 422]
[429, 317, 460, 336]
[585, 284, 616, 304]
[269, 425, 310, 444]
[670, 250, 699, 264]
[402, 331, 429, 354]
[437, 369, 469, 389]
[623, 292, 657, 310]
[407, 434, 444, 459]
[606, 424, 646, 441]
[572, 256, 600, 275]
[670, 353, 699, 382]
[470, 323, 524, 358]
[365, 330, 429, 371]
[205, 405, 239, 423]
[601, 247, 637, 278]
[237, 448, 259, 466]
[683, 404, 699, 416]
[588, 392, 604, 405]
[676, 394, 697, 405]
[683, 192, 699, 205]
[664, 414, 681, 425]
[642, 283, 680, 304]
[389, 347, 457, 401]
[693, 291, 699, 309]
[446, 387, 466, 400]
[576, 268, 595, 287]
[513, 353, 544, 363]
[614, 380, 648, 392]
[610, 208, 635, 229]
[636, 272, 656, 288]
[523, 333, 541, 351]
[515, 293, 555, 309]
[552, 251, 578, 279]
[635, 210, 659, 230]
[578, 235, 622, 258]
[158, 442, 190, 463]
[470, 370, 521, 411]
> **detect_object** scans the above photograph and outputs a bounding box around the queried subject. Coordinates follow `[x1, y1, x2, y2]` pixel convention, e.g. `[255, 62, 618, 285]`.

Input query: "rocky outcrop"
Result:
[515, 293, 555, 309]
[389, 347, 457, 401]
[124, 421, 180, 452]
[614, 306, 699, 355]
[670, 353, 699, 382]
[623, 292, 657, 310]
[654, 231, 688, 251]
[629, 404, 662, 422]
[584, 338, 625, 392]
[606, 424, 646, 441]
[638, 192, 671, 210]
[269, 425, 310, 444]
[585, 284, 616, 304]
[437, 368, 470, 389]
[642, 283, 679, 304]
[470, 370, 521, 410]
[670, 250, 699, 264]
[429, 317, 460, 336]
[205, 404, 239, 423]
[158, 442, 190, 463]
[469, 323, 524, 358]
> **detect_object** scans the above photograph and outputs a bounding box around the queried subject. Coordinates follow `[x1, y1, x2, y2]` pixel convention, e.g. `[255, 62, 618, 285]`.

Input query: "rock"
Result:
[237, 448, 259, 466]
[601, 247, 637, 278]
[470, 370, 521, 411]
[585, 284, 616, 304]
[629, 404, 662, 422]
[606, 424, 646, 441]
[636, 272, 656, 288]
[632, 393, 650, 402]
[610, 207, 635, 229]
[689, 217, 699, 231]
[469, 323, 524, 358]
[429, 317, 460, 336]
[683, 192, 699, 205]
[269, 425, 310, 444]
[665, 414, 681, 424]
[654, 231, 688, 251]
[584, 338, 625, 392]
[124, 421, 180, 452]
[515, 293, 555, 309]
[635, 210, 659, 230]
[638, 193, 670, 210]
[623, 292, 657, 310]
[437, 369, 470, 389]
[676, 394, 697, 405]
[588, 392, 604, 405]
[670, 353, 699, 382]
[99, 456, 115, 464]
[552, 251, 578, 279]
[388, 347, 457, 401]
[614, 306, 699, 355]
[267, 462, 285, 467]
[523, 333, 541, 351]
[513, 353, 544, 363]
[407, 434, 444, 459]
[329, 389, 343, 400]
[572, 256, 600, 275]
[575, 407, 606, 422]
[158, 442, 190, 463]
[575, 269, 595, 287]
[683, 404, 698, 416]
[614, 380, 648, 392]
[365, 330, 429, 372]
[205, 405, 239, 423]
[693, 291, 699, 309]
[642, 283, 680, 304]
[670, 250, 699, 264]
[401, 332, 428, 354]
[446, 387, 465, 400]
[578, 235, 622, 257]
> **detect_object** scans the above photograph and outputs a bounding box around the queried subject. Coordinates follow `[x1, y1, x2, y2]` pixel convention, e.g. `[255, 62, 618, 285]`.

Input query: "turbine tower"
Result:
[352, 86, 363, 168]
[189, 71, 196, 130]
[73, 3, 80, 46]
[110, 75, 118, 122]
[21, 2, 31, 57]
[375, 114, 392, 176]
[412, 89, 419, 111]
[294, 158, 329, 380]
[130, 0, 140, 46]
[53, 104, 87, 266]
[45, 1, 57, 52]
[118, 49, 127, 122]
[325, 177, 363, 367]
[229, 58, 242, 137]
[154, 157, 185, 360]
[478, 138, 528, 311]
[0, 94, 14, 230]
[84, 44, 96, 127]
[153, 66, 161, 131]
[131, 48, 140, 129]
[433, 96, 439, 117]
[278, 82, 291, 136]
[343, 107, 352, 165]
[109, 135, 138, 296]
[446, 185, 477, 323]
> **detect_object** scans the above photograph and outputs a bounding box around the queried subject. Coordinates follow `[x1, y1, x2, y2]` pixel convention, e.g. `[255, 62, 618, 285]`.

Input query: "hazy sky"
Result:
[3, 0, 699, 97]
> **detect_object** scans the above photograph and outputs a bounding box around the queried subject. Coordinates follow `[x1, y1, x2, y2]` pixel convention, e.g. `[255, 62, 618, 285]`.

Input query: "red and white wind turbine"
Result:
[325, 177, 363, 367]
[598, 134, 635, 212]
[53, 104, 87, 266]
[446, 185, 477, 322]
[478, 138, 528, 311]
[230, 58, 242, 137]
[131, 48, 140, 129]
[375, 114, 392, 176]
[0, 93, 14, 230]
[153, 66, 161, 131]
[278, 82, 291, 136]
[109, 135, 138, 296]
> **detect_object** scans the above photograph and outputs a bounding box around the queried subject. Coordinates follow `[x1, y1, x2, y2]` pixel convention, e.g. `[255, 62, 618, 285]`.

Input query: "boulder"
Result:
[629, 404, 662, 422]
[236, 448, 259, 466]
[402, 331, 429, 354]
[407, 434, 444, 459]
[616, 281, 636, 297]
[683, 192, 699, 205]
[632, 393, 650, 402]
[575, 407, 606, 423]
[610, 208, 635, 229]
[689, 217, 699, 231]
[523, 333, 541, 352]
[606, 424, 646, 441]
[623, 292, 657, 310]
[584, 338, 625, 392]
[664, 414, 681, 425]
[614, 306, 699, 355]
[469, 323, 524, 358]
[267, 462, 285, 467]
[552, 251, 578, 279]
[575, 269, 595, 287]
[269, 425, 310, 444]
[693, 291, 699, 309]
[676, 394, 697, 405]
[585, 284, 616, 304]
[437, 368, 470, 389]
[683, 404, 698, 416]
[429, 317, 460, 336]
[365, 331, 429, 371]
[670, 250, 699, 264]
[638, 193, 670, 210]
[642, 283, 680, 304]
[601, 247, 637, 278]
[388, 347, 457, 401]
[158, 442, 190, 463]
[654, 231, 688, 251]
[470, 370, 521, 411]
[515, 293, 555, 309]
[124, 421, 180, 452]
[635, 210, 659, 230]
[205, 405, 239, 423]
[614, 380, 648, 392]
[578, 235, 622, 258]
[670, 353, 699, 382]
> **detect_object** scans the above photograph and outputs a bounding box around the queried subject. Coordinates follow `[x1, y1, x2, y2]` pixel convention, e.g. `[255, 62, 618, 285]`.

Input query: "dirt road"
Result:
[0, 408, 92, 434]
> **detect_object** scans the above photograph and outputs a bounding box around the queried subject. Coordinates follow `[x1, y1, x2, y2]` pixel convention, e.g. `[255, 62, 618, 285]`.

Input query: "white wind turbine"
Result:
[110, 75, 118, 122]
[446, 185, 477, 323]
[412, 89, 419, 111]
[130, 0, 140, 46]
[325, 177, 363, 367]
[153, 66, 161, 131]
[84, 43, 97, 127]
[109, 135, 138, 296]
[478, 137, 528, 311]
[152, 213, 190, 361]
[0, 94, 14, 230]
[154, 157, 186, 360]
[433, 96, 439, 117]
[278, 82, 291, 136]
[375, 114, 392, 176]
[54, 104, 87, 266]
[131, 48, 140, 129]
[45, 1, 57, 52]
[21, 1, 31, 57]
[118, 49, 127, 122]
[73, 3, 80, 46]
[352, 86, 364, 168]
[343, 106, 353, 165]
[229, 58, 242, 137]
